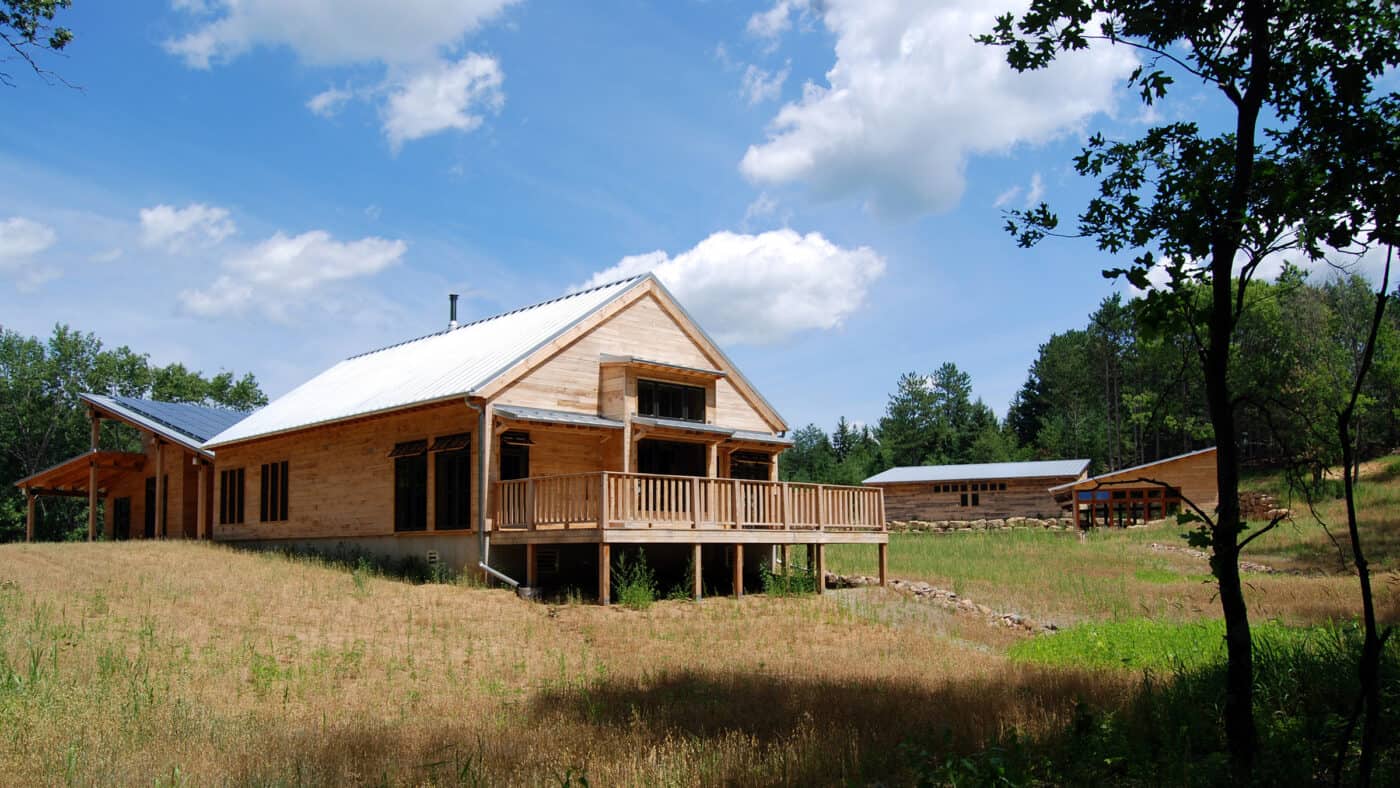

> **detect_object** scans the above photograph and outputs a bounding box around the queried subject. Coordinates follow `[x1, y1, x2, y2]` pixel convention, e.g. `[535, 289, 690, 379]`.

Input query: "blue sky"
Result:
[0, 0, 1189, 431]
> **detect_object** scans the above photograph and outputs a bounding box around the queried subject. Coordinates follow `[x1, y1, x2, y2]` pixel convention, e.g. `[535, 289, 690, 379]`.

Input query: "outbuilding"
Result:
[1050, 447, 1218, 529]
[863, 459, 1091, 523]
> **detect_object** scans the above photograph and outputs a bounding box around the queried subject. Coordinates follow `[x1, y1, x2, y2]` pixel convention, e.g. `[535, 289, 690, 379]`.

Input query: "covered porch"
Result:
[15, 450, 147, 541]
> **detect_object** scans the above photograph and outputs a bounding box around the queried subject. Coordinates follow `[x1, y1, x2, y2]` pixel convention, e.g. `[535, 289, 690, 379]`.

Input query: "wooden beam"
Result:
[692, 543, 702, 601]
[25, 488, 35, 542]
[526, 543, 537, 588]
[732, 544, 743, 597]
[196, 461, 208, 540]
[878, 542, 888, 587]
[782, 544, 791, 578]
[154, 441, 166, 540]
[87, 457, 97, 542]
[598, 543, 611, 605]
[814, 543, 826, 595]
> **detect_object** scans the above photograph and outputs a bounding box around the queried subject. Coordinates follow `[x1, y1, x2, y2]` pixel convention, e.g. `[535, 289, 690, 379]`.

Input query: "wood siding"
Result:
[1070, 449, 1218, 512]
[872, 475, 1081, 522]
[101, 437, 204, 539]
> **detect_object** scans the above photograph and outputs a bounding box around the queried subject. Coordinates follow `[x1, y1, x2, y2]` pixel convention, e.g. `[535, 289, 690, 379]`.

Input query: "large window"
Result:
[390, 440, 428, 532]
[433, 433, 471, 531]
[637, 379, 706, 422]
[259, 461, 289, 522]
[219, 467, 245, 525]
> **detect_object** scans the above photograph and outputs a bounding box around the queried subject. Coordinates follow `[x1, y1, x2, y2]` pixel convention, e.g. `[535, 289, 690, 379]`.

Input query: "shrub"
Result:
[760, 563, 817, 597]
[612, 550, 657, 610]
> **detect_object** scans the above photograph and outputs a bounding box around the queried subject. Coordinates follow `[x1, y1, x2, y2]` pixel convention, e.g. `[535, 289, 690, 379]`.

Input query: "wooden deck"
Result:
[491, 471, 887, 545]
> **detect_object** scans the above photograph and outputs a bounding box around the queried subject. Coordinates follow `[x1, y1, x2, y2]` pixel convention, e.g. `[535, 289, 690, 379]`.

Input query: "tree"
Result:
[981, 2, 1400, 776]
[1, 0, 74, 87]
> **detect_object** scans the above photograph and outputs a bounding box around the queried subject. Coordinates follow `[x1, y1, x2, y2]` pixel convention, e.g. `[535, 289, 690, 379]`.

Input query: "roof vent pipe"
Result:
[448, 293, 459, 330]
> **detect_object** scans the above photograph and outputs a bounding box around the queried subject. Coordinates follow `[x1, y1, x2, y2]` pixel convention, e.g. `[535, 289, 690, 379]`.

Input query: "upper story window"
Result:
[637, 379, 706, 422]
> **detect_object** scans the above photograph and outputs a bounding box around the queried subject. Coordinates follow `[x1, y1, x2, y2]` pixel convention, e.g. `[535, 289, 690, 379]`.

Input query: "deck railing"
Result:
[494, 471, 885, 532]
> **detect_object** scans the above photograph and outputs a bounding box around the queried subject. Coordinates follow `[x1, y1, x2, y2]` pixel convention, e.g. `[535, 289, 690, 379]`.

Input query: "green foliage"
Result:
[759, 563, 816, 597]
[665, 556, 697, 601]
[0, 0, 74, 86]
[0, 324, 268, 542]
[611, 550, 657, 610]
[1009, 618, 1323, 672]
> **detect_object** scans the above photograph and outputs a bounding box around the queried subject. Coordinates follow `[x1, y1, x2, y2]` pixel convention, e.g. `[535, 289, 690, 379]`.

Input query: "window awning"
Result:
[387, 440, 428, 458]
[430, 433, 471, 452]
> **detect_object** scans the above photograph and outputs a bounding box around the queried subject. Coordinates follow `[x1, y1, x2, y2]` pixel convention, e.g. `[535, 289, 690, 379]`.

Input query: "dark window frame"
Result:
[219, 467, 246, 525]
[637, 378, 707, 422]
[433, 444, 471, 531]
[259, 461, 289, 523]
[394, 451, 428, 533]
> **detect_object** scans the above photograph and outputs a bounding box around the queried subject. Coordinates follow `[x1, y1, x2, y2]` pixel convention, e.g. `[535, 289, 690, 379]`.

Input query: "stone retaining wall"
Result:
[888, 516, 1076, 533]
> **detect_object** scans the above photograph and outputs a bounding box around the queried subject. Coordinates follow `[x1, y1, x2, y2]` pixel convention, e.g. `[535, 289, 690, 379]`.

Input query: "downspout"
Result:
[464, 397, 520, 588]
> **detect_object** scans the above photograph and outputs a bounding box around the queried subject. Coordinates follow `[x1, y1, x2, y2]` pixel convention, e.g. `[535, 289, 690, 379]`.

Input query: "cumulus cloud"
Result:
[741, 61, 790, 105]
[581, 229, 885, 345]
[382, 54, 505, 151]
[307, 86, 354, 118]
[140, 203, 236, 252]
[739, 0, 1136, 217]
[179, 230, 407, 318]
[0, 216, 59, 287]
[164, 0, 518, 68]
[746, 0, 808, 41]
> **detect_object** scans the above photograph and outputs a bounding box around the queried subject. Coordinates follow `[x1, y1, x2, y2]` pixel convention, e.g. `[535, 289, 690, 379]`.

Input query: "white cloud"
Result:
[581, 229, 885, 345]
[382, 54, 505, 151]
[307, 86, 353, 118]
[90, 247, 124, 264]
[744, 192, 780, 224]
[992, 185, 1021, 209]
[741, 61, 790, 105]
[164, 0, 518, 68]
[139, 203, 236, 252]
[180, 230, 407, 318]
[0, 217, 59, 288]
[746, 0, 807, 40]
[1025, 172, 1045, 206]
[739, 0, 1136, 217]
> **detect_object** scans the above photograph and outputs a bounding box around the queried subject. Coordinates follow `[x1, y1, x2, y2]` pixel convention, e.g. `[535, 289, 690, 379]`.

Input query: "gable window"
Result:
[219, 467, 245, 525]
[392, 441, 427, 532]
[259, 461, 289, 522]
[637, 379, 706, 422]
[432, 434, 471, 531]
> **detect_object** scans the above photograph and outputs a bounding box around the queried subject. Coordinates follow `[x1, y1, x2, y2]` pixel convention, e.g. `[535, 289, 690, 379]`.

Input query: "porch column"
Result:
[25, 488, 35, 542]
[598, 543, 611, 605]
[88, 411, 100, 542]
[782, 544, 791, 578]
[154, 441, 166, 539]
[692, 543, 702, 601]
[196, 460, 208, 540]
[526, 543, 538, 588]
[732, 544, 743, 597]
[814, 543, 826, 595]
[878, 542, 888, 587]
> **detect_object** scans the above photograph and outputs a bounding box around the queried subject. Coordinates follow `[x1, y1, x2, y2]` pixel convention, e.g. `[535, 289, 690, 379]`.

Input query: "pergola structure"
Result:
[16, 449, 147, 541]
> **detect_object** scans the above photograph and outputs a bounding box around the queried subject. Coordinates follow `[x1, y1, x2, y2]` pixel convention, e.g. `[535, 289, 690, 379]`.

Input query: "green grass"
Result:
[1008, 618, 1330, 672]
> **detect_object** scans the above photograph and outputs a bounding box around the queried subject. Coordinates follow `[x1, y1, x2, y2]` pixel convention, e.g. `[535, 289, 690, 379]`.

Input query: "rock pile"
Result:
[825, 572, 1058, 633]
[888, 517, 1076, 533]
[1147, 542, 1279, 574]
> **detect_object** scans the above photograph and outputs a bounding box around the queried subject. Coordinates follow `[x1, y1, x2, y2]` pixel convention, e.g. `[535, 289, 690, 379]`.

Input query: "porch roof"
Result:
[494, 404, 624, 430]
[14, 451, 147, 496]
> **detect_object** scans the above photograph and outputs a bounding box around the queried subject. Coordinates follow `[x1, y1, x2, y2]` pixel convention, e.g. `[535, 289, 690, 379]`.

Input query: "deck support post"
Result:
[25, 488, 35, 542]
[732, 544, 743, 597]
[598, 543, 610, 605]
[878, 542, 888, 587]
[154, 440, 166, 540]
[196, 460, 208, 539]
[782, 544, 791, 578]
[692, 543, 702, 601]
[814, 543, 826, 595]
[526, 543, 538, 588]
[88, 412, 100, 542]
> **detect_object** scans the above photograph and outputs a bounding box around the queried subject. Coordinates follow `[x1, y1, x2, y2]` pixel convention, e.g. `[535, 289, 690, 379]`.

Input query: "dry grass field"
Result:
[1, 459, 1397, 785]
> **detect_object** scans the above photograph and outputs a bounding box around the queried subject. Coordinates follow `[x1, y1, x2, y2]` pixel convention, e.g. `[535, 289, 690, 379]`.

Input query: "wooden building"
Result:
[14, 395, 251, 542]
[1050, 447, 1218, 529]
[863, 459, 1090, 523]
[17, 274, 885, 602]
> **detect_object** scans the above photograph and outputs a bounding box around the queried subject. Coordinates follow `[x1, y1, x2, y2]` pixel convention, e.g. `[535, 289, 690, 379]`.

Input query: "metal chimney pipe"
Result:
[448, 293, 459, 329]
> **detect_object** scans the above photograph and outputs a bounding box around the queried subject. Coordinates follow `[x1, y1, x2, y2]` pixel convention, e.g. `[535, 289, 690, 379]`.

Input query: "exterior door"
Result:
[113, 497, 131, 541]
[500, 439, 530, 481]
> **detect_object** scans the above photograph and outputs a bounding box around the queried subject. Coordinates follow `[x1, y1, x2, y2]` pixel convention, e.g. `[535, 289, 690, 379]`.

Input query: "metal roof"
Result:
[730, 429, 794, 446]
[863, 458, 1091, 485]
[632, 416, 738, 436]
[83, 393, 253, 453]
[206, 276, 648, 447]
[494, 404, 624, 430]
[1048, 447, 1217, 492]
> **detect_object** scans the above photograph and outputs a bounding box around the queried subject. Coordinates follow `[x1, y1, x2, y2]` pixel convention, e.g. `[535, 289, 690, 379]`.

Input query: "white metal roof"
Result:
[494, 404, 624, 430]
[206, 276, 647, 446]
[863, 458, 1091, 485]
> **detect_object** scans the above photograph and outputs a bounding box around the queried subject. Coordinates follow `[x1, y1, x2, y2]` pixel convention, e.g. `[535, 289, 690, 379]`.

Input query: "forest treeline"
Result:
[783, 269, 1400, 485]
[0, 324, 267, 542]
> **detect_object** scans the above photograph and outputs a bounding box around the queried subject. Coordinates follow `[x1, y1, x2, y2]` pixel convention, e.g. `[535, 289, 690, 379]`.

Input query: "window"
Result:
[972, 493, 980, 506]
[637, 378, 706, 422]
[434, 436, 471, 531]
[960, 493, 968, 507]
[259, 461, 289, 522]
[219, 467, 245, 525]
[390, 441, 427, 532]
[999, 482, 1007, 491]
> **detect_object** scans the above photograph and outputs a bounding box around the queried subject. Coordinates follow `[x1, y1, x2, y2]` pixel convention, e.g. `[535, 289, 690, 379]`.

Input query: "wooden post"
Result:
[196, 460, 208, 539]
[598, 473, 609, 529]
[88, 412, 100, 542]
[87, 458, 98, 542]
[692, 543, 702, 601]
[525, 477, 536, 530]
[732, 544, 743, 597]
[25, 488, 35, 542]
[817, 486, 828, 530]
[779, 483, 789, 530]
[782, 544, 791, 578]
[878, 542, 888, 587]
[598, 543, 611, 605]
[732, 481, 743, 530]
[814, 543, 826, 595]
[526, 543, 538, 587]
[154, 441, 166, 539]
